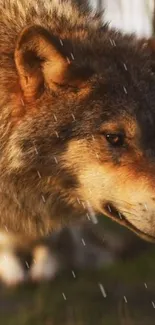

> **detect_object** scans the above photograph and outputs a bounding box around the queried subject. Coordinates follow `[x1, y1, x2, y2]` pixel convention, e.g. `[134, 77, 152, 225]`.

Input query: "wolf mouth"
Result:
[104, 203, 155, 243]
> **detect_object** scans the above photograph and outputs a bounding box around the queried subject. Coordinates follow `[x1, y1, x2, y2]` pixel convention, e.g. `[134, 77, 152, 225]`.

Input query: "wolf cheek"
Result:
[64, 138, 155, 243]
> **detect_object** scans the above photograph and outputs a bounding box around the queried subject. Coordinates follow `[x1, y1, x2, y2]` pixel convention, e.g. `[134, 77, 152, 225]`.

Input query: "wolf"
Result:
[0, 0, 155, 284]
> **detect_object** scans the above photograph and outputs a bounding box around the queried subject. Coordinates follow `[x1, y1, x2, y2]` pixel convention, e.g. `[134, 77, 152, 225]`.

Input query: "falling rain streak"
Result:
[62, 292, 67, 300]
[98, 283, 107, 298]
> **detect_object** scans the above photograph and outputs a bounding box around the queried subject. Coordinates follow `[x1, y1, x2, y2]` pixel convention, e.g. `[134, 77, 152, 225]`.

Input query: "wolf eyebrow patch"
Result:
[99, 117, 138, 138]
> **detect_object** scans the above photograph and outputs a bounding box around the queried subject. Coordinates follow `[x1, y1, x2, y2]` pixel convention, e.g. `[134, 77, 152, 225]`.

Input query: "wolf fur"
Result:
[0, 0, 155, 283]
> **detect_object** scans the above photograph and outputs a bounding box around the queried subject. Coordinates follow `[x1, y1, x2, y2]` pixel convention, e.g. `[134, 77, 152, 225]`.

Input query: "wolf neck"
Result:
[0, 174, 83, 238]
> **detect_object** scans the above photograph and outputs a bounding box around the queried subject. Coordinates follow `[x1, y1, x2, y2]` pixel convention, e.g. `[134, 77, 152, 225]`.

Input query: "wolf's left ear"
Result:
[15, 25, 92, 101]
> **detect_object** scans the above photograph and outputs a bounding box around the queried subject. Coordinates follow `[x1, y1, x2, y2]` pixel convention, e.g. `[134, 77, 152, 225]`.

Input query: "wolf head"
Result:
[2, 1, 155, 240]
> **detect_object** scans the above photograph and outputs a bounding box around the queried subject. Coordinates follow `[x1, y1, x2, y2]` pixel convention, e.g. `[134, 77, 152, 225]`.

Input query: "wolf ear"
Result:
[15, 25, 91, 101]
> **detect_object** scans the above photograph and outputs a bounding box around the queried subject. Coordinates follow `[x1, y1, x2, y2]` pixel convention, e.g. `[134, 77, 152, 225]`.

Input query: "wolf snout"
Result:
[102, 200, 155, 242]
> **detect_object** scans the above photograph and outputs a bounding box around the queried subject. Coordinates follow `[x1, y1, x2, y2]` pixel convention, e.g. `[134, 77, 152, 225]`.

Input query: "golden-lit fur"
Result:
[0, 0, 155, 283]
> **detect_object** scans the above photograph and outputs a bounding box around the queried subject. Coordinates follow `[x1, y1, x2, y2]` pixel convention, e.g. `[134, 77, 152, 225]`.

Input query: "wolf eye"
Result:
[105, 133, 124, 147]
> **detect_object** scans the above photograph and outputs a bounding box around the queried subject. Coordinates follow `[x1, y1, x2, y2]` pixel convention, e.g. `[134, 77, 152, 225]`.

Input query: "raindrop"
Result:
[72, 270, 76, 278]
[87, 202, 98, 224]
[25, 261, 30, 269]
[123, 63, 127, 71]
[53, 156, 58, 164]
[41, 194, 46, 203]
[81, 238, 86, 246]
[144, 282, 148, 289]
[123, 86, 127, 94]
[55, 131, 59, 138]
[62, 292, 67, 300]
[98, 283, 107, 298]
[107, 205, 111, 213]
[124, 296, 128, 303]
[53, 114, 57, 122]
[37, 170, 42, 179]
[152, 301, 155, 308]
[71, 53, 75, 60]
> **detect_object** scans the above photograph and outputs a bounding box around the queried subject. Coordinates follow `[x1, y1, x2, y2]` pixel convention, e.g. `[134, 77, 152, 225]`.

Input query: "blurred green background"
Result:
[1, 217, 155, 325]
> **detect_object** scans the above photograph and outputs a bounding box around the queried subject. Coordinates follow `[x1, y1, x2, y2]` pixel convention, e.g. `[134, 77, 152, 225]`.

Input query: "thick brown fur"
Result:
[1, 0, 155, 283]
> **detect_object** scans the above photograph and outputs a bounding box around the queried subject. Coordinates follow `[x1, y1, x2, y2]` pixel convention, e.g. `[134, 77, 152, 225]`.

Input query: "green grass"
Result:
[1, 247, 155, 325]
